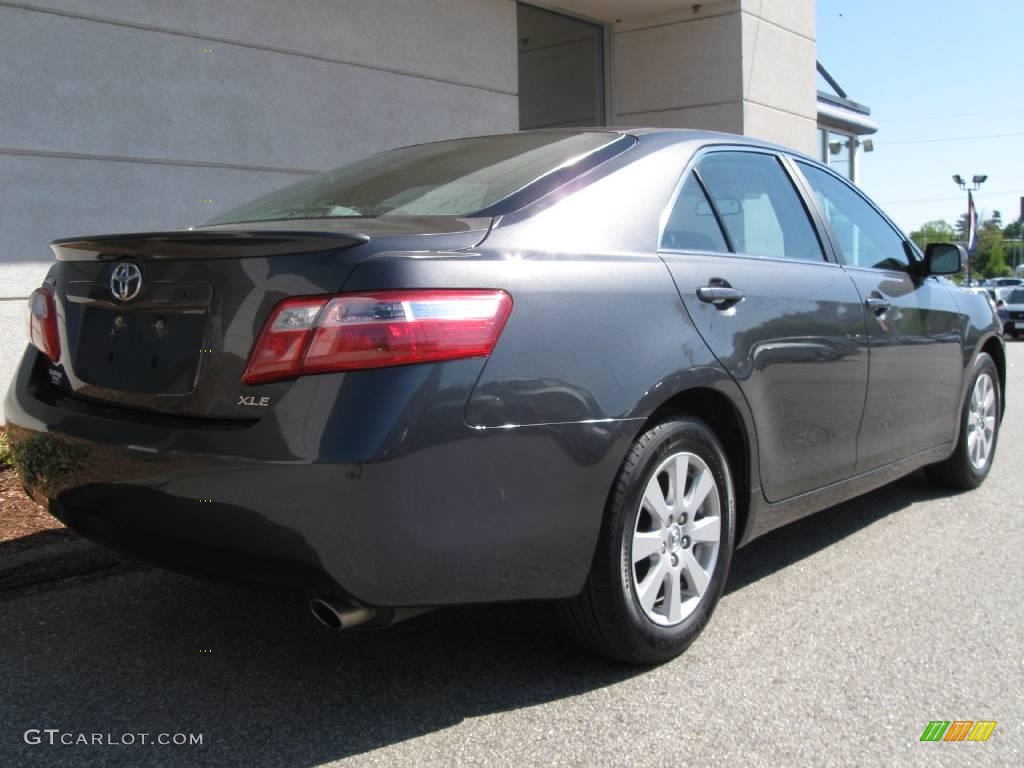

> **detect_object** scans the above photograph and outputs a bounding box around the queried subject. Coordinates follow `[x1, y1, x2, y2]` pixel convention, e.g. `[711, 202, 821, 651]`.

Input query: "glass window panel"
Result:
[661, 173, 730, 252]
[827, 131, 853, 179]
[206, 132, 618, 224]
[517, 4, 605, 129]
[798, 161, 910, 271]
[697, 152, 825, 262]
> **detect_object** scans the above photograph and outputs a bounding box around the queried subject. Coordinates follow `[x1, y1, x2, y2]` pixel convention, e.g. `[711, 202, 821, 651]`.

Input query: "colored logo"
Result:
[920, 720, 997, 742]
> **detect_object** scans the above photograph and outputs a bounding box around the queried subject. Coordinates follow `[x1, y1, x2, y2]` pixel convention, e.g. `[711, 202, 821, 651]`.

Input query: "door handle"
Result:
[865, 296, 891, 314]
[697, 286, 745, 306]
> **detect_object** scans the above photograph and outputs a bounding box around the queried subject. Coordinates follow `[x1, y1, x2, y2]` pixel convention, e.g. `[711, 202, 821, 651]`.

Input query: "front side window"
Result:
[798, 162, 910, 271]
[696, 152, 825, 262]
[206, 132, 623, 224]
[660, 173, 730, 253]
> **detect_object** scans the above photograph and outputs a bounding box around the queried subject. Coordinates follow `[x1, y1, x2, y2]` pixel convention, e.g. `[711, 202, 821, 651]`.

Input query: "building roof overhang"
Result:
[817, 93, 878, 136]
[815, 62, 877, 136]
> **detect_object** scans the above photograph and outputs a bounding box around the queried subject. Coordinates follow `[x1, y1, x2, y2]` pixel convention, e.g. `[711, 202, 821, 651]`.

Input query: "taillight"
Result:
[28, 286, 60, 363]
[242, 290, 512, 385]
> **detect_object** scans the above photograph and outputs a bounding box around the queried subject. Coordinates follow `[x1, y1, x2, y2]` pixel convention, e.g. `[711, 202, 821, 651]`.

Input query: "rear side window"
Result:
[797, 162, 910, 271]
[660, 173, 730, 252]
[697, 152, 825, 262]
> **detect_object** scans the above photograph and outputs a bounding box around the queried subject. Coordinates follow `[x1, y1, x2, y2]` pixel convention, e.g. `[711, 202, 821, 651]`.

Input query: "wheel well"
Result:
[981, 337, 1006, 416]
[642, 388, 752, 546]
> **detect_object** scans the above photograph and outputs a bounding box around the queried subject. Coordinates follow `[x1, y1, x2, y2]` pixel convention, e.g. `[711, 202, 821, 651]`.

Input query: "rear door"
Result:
[794, 161, 965, 471]
[660, 148, 869, 502]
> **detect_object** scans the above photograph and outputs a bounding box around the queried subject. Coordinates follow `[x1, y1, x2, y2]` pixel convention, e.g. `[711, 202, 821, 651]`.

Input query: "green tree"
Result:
[910, 220, 956, 250]
[969, 226, 1011, 278]
[983, 209, 1003, 232]
[956, 212, 970, 240]
[1003, 217, 1024, 273]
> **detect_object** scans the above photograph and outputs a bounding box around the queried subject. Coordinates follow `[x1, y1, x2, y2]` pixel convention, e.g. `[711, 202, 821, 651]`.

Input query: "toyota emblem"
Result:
[110, 262, 143, 302]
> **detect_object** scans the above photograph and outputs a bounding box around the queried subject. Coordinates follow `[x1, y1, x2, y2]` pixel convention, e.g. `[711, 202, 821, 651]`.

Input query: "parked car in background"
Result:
[995, 287, 1024, 338]
[987, 277, 1024, 288]
[5, 129, 1007, 664]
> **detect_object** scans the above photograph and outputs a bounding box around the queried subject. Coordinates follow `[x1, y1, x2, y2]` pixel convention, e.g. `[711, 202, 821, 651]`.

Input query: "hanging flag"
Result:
[967, 191, 978, 253]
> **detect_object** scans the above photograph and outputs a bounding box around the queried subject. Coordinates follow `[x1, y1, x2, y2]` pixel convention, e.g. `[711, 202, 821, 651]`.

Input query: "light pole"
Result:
[953, 174, 987, 284]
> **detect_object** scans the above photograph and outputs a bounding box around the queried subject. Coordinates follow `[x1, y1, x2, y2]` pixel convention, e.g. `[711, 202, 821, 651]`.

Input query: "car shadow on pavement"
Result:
[726, 469, 949, 594]
[1, 470, 949, 767]
[1, 572, 637, 767]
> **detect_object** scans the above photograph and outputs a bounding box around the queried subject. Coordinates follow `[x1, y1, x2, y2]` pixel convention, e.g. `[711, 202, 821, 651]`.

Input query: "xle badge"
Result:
[238, 395, 271, 407]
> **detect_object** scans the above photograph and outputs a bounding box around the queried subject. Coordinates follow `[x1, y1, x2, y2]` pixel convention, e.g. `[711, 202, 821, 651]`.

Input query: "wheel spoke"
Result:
[982, 387, 995, 412]
[689, 515, 721, 544]
[681, 549, 711, 596]
[671, 453, 689, 509]
[637, 558, 668, 613]
[643, 476, 671, 525]
[632, 531, 663, 563]
[663, 570, 683, 624]
[685, 466, 715, 513]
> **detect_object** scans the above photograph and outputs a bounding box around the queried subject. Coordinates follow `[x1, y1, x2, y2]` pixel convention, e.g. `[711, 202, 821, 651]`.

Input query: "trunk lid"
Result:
[47, 217, 489, 419]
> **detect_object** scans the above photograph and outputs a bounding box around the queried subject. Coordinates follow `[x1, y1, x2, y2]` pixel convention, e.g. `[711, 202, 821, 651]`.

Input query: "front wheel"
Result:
[926, 352, 1001, 490]
[559, 416, 736, 664]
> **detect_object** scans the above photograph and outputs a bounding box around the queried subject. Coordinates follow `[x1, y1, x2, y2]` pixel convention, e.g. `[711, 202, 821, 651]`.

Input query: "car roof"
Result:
[519, 126, 819, 163]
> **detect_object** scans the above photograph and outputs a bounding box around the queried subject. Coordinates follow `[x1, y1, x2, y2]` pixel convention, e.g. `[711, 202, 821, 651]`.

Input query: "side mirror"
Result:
[924, 243, 964, 275]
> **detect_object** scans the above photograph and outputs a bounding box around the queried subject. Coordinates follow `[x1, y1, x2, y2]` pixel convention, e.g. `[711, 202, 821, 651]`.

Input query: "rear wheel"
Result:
[559, 416, 736, 664]
[926, 353, 1000, 490]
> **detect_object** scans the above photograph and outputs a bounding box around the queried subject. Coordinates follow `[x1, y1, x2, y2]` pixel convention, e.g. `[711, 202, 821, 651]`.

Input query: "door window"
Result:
[696, 152, 825, 262]
[798, 162, 910, 271]
[660, 173, 730, 252]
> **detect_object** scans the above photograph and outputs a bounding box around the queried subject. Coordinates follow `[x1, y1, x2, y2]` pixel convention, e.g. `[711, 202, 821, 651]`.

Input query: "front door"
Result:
[660, 149, 869, 502]
[796, 161, 965, 471]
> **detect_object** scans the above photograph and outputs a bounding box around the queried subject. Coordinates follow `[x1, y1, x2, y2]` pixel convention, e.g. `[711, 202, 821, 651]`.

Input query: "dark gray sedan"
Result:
[5, 129, 1005, 663]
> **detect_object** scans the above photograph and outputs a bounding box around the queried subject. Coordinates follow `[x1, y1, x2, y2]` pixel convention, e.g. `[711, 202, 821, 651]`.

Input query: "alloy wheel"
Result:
[966, 372, 997, 470]
[630, 451, 722, 627]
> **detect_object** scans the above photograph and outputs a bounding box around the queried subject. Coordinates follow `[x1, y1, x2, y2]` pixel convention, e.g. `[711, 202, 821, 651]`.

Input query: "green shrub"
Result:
[9, 433, 89, 486]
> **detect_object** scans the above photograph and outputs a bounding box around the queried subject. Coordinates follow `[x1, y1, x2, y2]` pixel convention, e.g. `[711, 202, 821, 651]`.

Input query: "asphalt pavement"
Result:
[1, 344, 1021, 768]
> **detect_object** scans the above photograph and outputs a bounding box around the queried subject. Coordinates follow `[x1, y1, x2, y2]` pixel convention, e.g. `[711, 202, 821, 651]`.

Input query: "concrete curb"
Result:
[0, 537, 126, 592]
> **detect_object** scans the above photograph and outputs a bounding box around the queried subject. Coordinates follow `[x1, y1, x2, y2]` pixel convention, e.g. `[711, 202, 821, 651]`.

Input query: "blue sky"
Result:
[817, 0, 1024, 233]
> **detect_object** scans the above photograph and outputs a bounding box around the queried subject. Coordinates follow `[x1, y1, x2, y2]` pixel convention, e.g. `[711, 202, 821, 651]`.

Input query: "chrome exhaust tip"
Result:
[309, 596, 377, 630]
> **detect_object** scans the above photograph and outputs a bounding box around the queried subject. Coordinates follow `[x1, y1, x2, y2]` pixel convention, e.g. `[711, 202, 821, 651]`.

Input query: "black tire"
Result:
[559, 416, 736, 664]
[925, 352, 1001, 490]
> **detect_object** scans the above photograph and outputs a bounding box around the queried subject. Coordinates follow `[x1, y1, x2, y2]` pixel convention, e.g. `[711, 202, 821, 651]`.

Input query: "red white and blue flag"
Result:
[967, 191, 978, 253]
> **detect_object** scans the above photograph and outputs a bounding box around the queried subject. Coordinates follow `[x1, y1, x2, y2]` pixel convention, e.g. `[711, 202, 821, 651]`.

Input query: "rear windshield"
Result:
[206, 132, 625, 225]
[1005, 288, 1024, 303]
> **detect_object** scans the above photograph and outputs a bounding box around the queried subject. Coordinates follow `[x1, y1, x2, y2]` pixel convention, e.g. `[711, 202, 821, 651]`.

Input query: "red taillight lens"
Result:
[242, 290, 512, 385]
[28, 286, 60, 362]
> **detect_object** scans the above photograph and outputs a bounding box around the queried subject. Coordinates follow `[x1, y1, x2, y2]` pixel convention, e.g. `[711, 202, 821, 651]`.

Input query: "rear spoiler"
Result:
[51, 230, 369, 261]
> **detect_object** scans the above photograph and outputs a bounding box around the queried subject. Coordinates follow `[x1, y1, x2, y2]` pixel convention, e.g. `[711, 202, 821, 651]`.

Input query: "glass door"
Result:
[516, 3, 606, 129]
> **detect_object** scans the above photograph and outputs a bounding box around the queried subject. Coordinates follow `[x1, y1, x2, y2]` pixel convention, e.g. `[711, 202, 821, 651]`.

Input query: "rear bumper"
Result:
[5, 347, 635, 606]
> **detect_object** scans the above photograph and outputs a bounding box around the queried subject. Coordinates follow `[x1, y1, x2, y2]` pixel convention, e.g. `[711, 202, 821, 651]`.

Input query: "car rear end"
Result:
[4, 130, 640, 611]
[6, 220, 507, 596]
